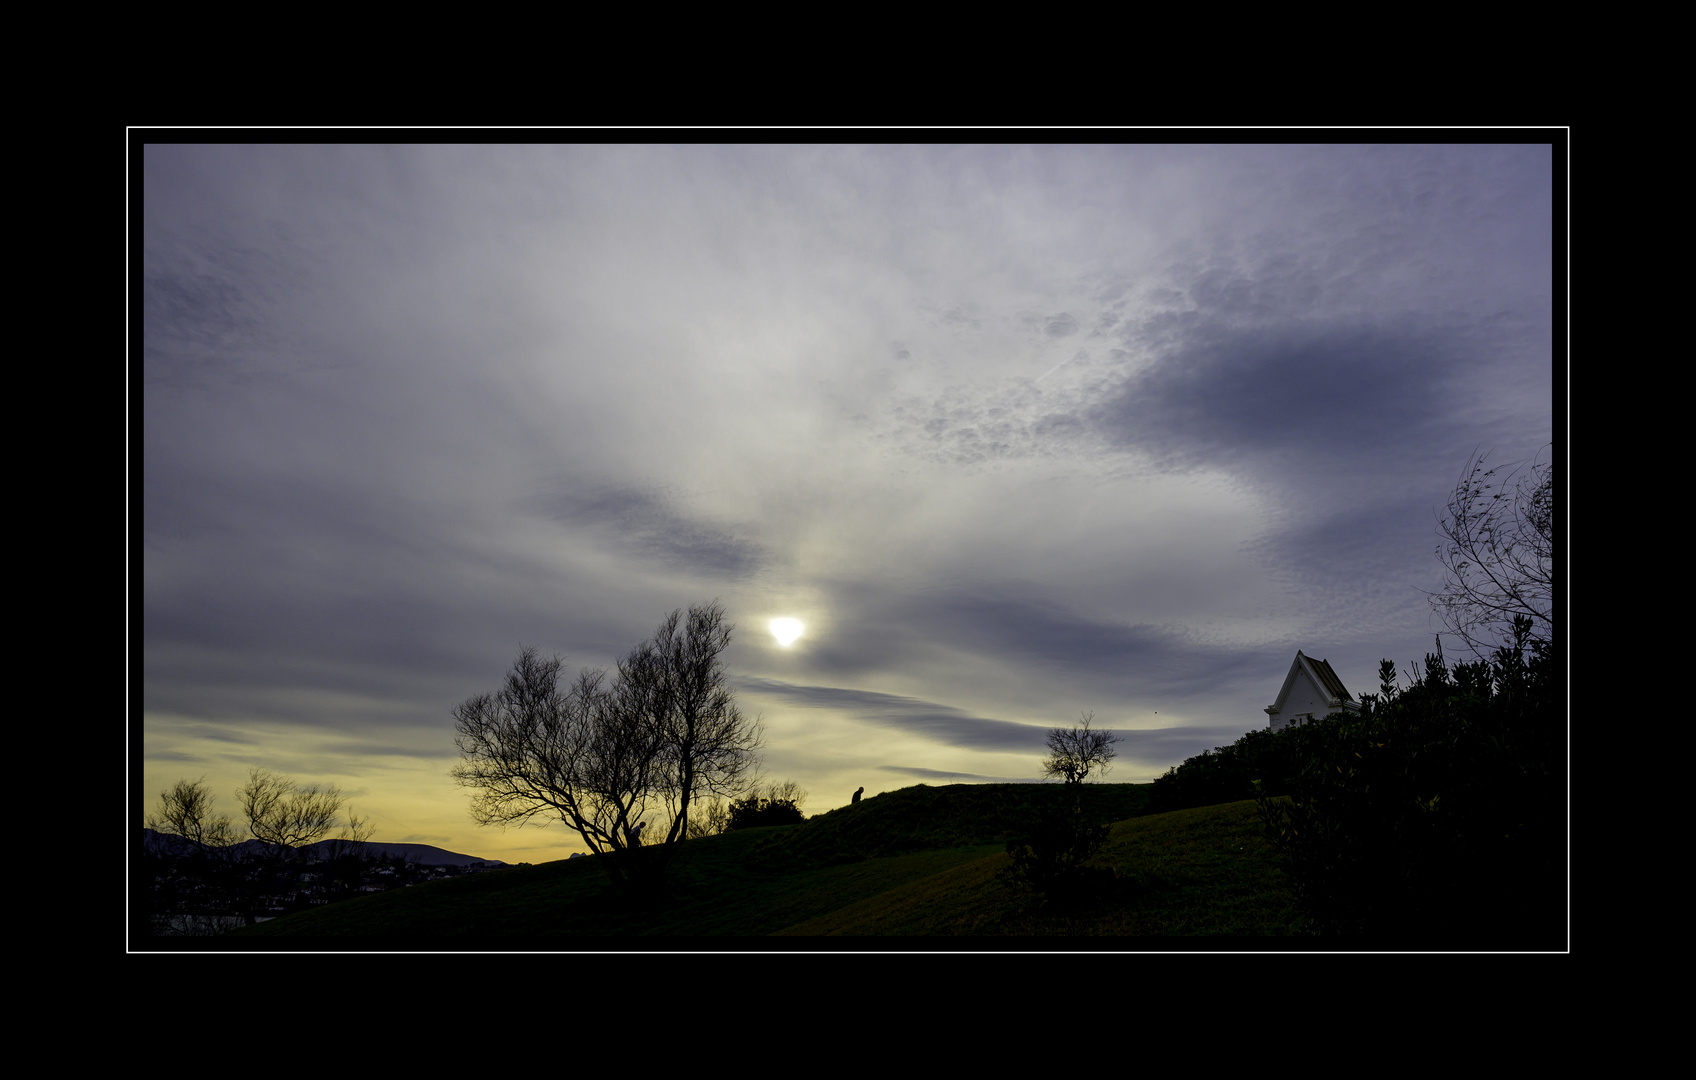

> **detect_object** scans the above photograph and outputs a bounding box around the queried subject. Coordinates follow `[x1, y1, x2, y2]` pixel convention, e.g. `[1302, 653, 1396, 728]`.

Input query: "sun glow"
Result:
[769, 618, 804, 647]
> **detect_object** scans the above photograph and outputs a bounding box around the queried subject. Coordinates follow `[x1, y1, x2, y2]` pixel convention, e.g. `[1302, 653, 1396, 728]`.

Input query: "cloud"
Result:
[145, 748, 222, 764]
[144, 249, 266, 362]
[746, 663, 1274, 785]
[1044, 312, 1080, 338]
[893, 588, 1280, 699]
[740, 677, 1048, 753]
[1097, 318, 1465, 476]
[537, 482, 768, 579]
[878, 765, 1029, 782]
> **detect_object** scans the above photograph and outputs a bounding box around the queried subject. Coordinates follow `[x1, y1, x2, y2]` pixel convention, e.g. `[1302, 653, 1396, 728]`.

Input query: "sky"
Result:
[138, 141, 1558, 864]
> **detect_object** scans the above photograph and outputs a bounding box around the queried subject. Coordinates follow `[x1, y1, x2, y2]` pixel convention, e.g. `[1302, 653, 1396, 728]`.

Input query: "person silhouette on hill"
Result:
[851, 786, 864, 805]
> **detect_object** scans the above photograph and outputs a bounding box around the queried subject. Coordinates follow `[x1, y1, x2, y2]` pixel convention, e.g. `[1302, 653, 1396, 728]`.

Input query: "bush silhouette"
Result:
[1001, 802, 1112, 900]
[1150, 720, 1345, 813]
[726, 794, 804, 831]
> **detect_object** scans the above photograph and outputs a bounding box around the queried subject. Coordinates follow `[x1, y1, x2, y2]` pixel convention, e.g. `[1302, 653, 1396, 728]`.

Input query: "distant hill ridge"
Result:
[740, 781, 1154, 870]
[142, 830, 505, 867]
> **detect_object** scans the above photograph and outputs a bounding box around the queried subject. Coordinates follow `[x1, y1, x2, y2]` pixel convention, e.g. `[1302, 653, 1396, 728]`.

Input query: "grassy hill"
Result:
[229, 783, 1300, 942]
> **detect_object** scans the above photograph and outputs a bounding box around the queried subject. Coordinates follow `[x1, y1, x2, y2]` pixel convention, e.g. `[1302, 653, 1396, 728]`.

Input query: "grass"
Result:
[225, 783, 1301, 943]
[777, 800, 1298, 936]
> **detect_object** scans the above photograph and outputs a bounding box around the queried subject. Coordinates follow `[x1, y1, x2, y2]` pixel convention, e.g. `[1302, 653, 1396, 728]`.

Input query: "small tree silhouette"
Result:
[1004, 713, 1120, 900]
[1041, 712, 1118, 784]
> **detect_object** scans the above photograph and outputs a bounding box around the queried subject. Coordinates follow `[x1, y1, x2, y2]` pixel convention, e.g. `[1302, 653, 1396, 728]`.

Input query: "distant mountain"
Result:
[142, 830, 268, 860]
[142, 830, 504, 868]
[299, 839, 506, 867]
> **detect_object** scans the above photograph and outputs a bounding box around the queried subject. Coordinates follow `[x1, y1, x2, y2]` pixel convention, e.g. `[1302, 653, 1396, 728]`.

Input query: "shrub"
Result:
[726, 794, 804, 831]
[1001, 801, 1113, 900]
[1255, 618, 1561, 943]
[1149, 718, 1343, 813]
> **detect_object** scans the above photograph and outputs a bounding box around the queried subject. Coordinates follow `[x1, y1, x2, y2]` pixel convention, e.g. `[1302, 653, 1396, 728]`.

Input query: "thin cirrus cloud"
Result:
[740, 672, 1254, 774]
[737, 677, 1055, 754]
[536, 483, 768, 580]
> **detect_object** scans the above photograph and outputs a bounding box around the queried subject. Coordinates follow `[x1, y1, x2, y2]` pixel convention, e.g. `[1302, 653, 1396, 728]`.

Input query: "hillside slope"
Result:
[229, 784, 1297, 940]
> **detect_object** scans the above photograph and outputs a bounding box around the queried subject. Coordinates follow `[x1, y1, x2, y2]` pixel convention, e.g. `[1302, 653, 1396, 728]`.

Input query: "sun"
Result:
[769, 618, 804, 647]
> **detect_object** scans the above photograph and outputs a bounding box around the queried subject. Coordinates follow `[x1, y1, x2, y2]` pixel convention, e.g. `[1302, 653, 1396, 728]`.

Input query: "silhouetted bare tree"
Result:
[147, 777, 239, 854]
[452, 600, 762, 887]
[1042, 712, 1118, 785]
[626, 602, 764, 846]
[685, 797, 730, 839]
[1006, 715, 1119, 899]
[143, 778, 244, 936]
[239, 768, 368, 864]
[1430, 446, 1553, 657]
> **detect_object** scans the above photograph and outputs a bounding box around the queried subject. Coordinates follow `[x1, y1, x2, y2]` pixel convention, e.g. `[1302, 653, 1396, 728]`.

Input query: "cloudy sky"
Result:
[139, 142, 1556, 863]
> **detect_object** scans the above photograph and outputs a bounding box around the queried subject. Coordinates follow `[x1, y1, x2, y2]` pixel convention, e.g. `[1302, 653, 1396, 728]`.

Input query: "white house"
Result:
[1265, 651, 1360, 732]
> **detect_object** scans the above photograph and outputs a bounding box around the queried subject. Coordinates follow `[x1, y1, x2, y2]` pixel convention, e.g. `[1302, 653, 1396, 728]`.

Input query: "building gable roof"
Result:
[1302, 652, 1354, 704]
[1267, 650, 1358, 719]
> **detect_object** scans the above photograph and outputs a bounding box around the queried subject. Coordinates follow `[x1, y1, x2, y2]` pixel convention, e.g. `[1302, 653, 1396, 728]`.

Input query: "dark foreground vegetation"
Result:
[1150, 618, 1561, 946]
[1257, 619, 1561, 944]
[221, 782, 1310, 941]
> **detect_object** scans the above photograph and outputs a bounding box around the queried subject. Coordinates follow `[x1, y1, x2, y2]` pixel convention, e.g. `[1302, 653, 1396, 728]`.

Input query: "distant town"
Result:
[142, 830, 508, 933]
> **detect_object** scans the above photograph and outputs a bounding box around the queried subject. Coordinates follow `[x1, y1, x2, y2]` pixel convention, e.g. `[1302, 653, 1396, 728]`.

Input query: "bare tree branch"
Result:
[1428, 446, 1553, 658]
[146, 777, 239, 854]
[238, 768, 358, 864]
